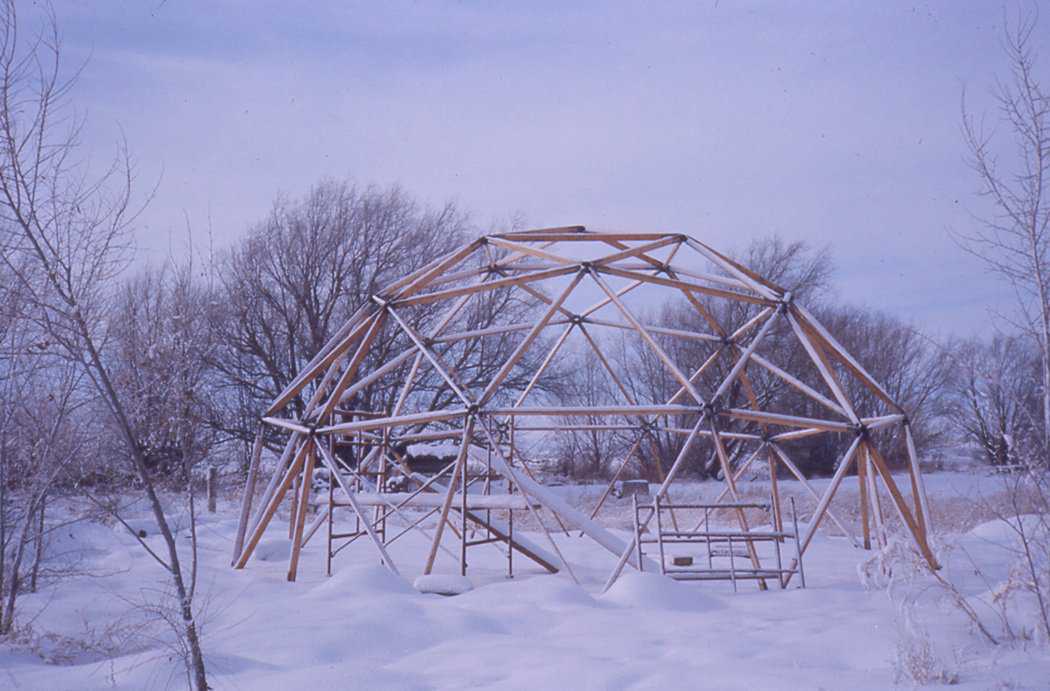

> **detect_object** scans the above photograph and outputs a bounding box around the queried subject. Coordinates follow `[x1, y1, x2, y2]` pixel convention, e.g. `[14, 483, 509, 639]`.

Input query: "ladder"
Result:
[632, 494, 806, 591]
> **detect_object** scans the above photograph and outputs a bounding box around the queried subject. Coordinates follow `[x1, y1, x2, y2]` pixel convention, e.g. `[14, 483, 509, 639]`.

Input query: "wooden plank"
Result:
[265, 305, 374, 415]
[317, 312, 386, 419]
[593, 235, 683, 267]
[494, 231, 674, 243]
[485, 404, 701, 417]
[582, 317, 722, 343]
[708, 420, 767, 589]
[794, 435, 861, 557]
[711, 308, 780, 404]
[391, 238, 485, 300]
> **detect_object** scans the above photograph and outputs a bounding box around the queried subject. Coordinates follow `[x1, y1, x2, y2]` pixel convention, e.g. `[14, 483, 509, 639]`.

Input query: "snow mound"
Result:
[600, 571, 721, 612]
[969, 514, 1048, 543]
[313, 564, 414, 597]
[254, 539, 290, 562]
[414, 574, 474, 596]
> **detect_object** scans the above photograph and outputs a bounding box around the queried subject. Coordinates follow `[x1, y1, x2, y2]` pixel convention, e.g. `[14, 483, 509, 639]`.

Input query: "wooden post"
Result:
[207, 466, 217, 514]
[857, 444, 871, 550]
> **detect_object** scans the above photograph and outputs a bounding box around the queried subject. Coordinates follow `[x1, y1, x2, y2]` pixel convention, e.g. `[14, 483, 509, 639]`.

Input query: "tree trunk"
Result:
[30, 492, 45, 593]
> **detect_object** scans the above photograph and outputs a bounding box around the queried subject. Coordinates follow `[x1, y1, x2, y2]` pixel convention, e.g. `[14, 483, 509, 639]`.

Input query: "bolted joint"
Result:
[569, 313, 585, 326]
[760, 432, 775, 444]
[853, 424, 869, 440]
[371, 294, 389, 308]
[720, 335, 736, 348]
[467, 404, 480, 416]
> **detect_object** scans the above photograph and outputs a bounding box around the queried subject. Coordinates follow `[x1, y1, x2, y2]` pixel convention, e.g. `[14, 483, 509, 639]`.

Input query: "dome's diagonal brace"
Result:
[780, 435, 863, 587]
[590, 269, 707, 406]
[768, 441, 856, 541]
[477, 270, 584, 407]
[386, 303, 475, 408]
[785, 310, 860, 424]
[793, 303, 900, 411]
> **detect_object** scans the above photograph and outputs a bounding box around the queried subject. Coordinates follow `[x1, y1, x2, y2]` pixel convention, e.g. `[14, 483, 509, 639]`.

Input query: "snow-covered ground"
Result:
[2, 471, 1048, 689]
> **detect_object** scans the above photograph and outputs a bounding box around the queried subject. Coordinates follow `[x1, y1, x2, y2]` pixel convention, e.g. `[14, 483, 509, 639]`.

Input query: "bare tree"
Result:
[960, 8, 1050, 458]
[209, 180, 469, 450]
[0, 3, 208, 687]
[948, 335, 1042, 466]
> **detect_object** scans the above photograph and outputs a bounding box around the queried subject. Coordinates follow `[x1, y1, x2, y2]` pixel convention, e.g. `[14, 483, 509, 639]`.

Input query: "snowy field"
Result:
[2, 471, 1049, 690]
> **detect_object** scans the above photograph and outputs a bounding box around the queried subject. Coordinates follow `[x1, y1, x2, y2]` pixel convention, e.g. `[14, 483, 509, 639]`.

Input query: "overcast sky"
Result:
[40, 1, 1041, 335]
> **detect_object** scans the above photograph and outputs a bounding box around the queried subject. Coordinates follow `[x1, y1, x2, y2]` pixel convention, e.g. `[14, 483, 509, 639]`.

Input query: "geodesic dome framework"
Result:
[231, 226, 938, 588]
